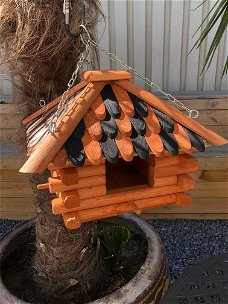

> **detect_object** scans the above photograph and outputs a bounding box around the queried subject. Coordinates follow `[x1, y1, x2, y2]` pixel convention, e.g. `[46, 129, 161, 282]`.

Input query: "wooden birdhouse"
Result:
[20, 70, 227, 229]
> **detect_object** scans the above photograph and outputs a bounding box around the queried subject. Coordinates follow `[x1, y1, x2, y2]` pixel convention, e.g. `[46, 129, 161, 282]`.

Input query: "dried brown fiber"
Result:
[0, 1, 107, 303]
[0, 0, 102, 115]
[30, 172, 105, 304]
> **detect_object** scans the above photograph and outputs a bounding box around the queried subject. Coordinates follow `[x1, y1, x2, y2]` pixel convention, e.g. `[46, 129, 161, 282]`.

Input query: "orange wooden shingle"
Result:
[91, 95, 106, 120]
[115, 109, 132, 136]
[81, 130, 103, 165]
[115, 132, 134, 162]
[111, 83, 135, 117]
[179, 147, 197, 155]
[145, 128, 164, 157]
[144, 105, 160, 133]
[84, 108, 103, 141]
[173, 122, 192, 150]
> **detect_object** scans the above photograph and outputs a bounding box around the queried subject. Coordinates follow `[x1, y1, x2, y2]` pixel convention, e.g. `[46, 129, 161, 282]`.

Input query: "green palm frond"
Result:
[191, 0, 228, 76]
[100, 225, 130, 264]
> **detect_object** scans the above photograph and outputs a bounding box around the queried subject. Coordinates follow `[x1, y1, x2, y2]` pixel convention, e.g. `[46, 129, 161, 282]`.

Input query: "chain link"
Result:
[47, 24, 199, 133]
[88, 37, 199, 119]
[47, 37, 91, 133]
[39, 99, 46, 108]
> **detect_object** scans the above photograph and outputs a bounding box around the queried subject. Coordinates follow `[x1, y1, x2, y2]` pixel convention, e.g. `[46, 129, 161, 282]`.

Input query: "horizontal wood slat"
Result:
[0, 98, 226, 115]
[143, 197, 228, 214]
[0, 97, 227, 220]
[1, 111, 227, 130]
[178, 98, 228, 110]
[141, 213, 228, 220]
[63, 193, 177, 229]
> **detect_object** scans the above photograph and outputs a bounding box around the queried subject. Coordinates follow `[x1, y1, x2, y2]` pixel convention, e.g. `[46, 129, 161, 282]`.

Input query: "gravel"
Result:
[1, 219, 228, 281]
[0, 220, 24, 238]
[150, 219, 228, 282]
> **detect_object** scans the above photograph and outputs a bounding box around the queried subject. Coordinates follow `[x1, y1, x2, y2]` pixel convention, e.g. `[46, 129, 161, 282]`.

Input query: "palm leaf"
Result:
[222, 57, 228, 75]
[100, 226, 131, 264]
[202, 8, 228, 71]
[191, 0, 228, 76]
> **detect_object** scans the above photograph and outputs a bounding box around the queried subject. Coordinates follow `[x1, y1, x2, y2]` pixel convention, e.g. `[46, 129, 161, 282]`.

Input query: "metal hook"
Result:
[189, 109, 199, 119]
[79, 24, 91, 45]
[63, 0, 85, 38]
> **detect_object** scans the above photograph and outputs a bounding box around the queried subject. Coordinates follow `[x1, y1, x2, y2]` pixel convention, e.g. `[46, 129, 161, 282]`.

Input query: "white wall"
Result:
[1, 0, 227, 97]
[97, 0, 227, 94]
[0, 49, 13, 98]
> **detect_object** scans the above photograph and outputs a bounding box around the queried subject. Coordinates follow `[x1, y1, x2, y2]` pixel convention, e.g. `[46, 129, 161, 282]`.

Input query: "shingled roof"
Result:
[20, 70, 227, 173]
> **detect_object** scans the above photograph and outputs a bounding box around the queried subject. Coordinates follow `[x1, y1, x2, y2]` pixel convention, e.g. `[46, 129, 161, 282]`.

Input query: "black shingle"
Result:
[73, 119, 85, 138]
[27, 123, 47, 143]
[99, 133, 119, 163]
[131, 128, 149, 159]
[65, 135, 85, 167]
[159, 129, 179, 155]
[129, 111, 146, 136]
[183, 127, 205, 152]
[101, 111, 118, 139]
[128, 92, 148, 117]
[101, 85, 121, 119]
[152, 107, 174, 133]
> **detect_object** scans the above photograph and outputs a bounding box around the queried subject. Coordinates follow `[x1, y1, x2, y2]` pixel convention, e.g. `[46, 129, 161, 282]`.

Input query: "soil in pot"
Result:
[1, 223, 148, 304]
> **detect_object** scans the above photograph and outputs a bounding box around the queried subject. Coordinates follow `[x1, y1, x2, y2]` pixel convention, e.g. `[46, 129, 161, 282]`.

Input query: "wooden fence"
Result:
[0, 97, 227, 220]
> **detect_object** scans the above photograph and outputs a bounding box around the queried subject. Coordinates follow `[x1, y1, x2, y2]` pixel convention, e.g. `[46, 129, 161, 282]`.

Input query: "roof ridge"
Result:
[22, 80, 88, 126]
[20, 81, 106, 173]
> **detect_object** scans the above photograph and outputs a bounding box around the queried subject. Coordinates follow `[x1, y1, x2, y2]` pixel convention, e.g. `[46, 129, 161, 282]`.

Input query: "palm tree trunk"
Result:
[30, 172, 105, 303]
[0, 1, 105, 302]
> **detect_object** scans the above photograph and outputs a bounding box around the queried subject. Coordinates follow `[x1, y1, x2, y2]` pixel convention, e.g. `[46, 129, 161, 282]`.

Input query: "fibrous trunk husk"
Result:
[30, 173, 105, 303]
[0, 1, 106, 303]
[0, 0, 102, 115]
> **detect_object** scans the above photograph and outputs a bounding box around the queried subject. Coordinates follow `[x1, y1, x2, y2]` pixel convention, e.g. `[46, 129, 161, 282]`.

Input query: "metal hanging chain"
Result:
[48, 23, 199, 133]
[47, 37, 91, 133]
[79, 25, 199, 120]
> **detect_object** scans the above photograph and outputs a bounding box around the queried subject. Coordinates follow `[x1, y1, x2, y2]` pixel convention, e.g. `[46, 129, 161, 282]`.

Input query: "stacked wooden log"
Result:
[1, 100, 227, 221]
[36, 154, 197, 229]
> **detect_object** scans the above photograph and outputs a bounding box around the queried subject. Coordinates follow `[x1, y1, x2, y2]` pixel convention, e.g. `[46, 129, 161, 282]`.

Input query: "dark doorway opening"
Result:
[106, 156, 150, 193]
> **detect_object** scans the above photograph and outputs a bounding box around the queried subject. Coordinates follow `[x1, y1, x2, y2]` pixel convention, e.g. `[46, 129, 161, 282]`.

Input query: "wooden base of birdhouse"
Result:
[37, 153, 197, 229]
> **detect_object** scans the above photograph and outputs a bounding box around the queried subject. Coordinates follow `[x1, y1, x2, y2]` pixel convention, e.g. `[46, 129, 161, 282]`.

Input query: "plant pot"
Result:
[0, 214, 170, 304]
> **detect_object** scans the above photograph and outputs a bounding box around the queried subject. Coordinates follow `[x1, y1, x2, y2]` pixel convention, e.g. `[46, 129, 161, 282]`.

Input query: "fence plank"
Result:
[141, 213, 228, 220]
[0, 97, 227, 220]
[143, 197, 228, 214]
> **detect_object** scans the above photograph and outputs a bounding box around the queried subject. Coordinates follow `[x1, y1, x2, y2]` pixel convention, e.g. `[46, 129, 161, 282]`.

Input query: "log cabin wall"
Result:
[48, 154, 196, 228]
[0, 98, 227, 220]
[49, 161, 107, 209]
